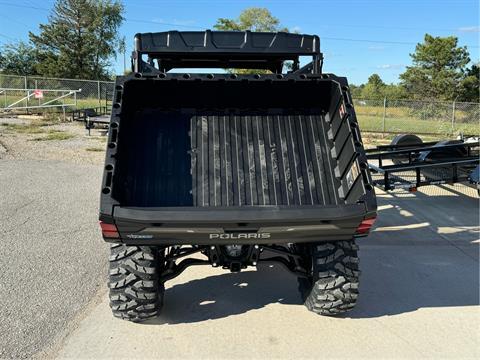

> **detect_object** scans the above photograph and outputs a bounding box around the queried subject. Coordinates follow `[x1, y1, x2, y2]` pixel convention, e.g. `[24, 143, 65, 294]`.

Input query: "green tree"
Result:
[399, 34, 471, 100]
[29, 0, 124, 79]
[214, 8, 291, 73]
[383, 84, 408, 100]
[214, 7, 289, 32]
[459, 63, 479, 102]
[348, 84, 363, 99]
[360, 74, 386, 100]
[0, 41, 39, 76]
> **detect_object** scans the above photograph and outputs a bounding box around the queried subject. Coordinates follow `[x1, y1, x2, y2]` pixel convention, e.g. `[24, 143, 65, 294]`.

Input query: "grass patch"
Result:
[32, 131, 75, 141]
[357, 115, 479, 136]
[85, 147, 104, 152]
[1, 123, 46, 134]
[41, 112, 65, 124]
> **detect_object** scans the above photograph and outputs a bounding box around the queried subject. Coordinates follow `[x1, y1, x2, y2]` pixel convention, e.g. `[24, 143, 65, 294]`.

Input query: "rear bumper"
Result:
[103, 204, 373, 245]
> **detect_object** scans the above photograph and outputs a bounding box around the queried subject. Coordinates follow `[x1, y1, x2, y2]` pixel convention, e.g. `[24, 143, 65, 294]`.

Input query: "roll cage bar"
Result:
[132, 30, 323, 74]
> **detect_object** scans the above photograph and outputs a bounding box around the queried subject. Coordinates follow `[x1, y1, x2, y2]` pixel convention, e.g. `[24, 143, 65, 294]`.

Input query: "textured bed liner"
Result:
[114, 110, 342, 207]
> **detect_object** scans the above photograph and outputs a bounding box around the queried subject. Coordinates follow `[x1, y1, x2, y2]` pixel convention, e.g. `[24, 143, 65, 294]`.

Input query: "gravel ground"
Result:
[0, 117, 107, 165]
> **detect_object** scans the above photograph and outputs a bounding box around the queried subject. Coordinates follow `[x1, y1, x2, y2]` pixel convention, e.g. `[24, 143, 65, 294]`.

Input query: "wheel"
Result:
[390, 134, 423, 165]
[391, 133, 423, 147]
[108, 244, 164, 322]
[419, 140, 468, 162]
[298, 240, 360, 316]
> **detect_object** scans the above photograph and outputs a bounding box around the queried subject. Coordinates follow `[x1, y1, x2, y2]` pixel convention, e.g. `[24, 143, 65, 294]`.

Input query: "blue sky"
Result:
[0, 0, 478, 84]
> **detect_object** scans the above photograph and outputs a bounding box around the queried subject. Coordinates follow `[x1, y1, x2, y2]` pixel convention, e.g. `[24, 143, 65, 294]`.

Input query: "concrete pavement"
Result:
[0, 159, 106, 359]
[56, 186, 479, 359]
[0, 157, 478, 359]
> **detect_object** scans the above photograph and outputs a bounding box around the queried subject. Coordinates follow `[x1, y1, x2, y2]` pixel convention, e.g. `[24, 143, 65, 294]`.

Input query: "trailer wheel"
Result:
[298, 240, 360, 316]
[419, 140, 468, 162]
[108, 244, 164, 322]
[391, 134, 423, 164]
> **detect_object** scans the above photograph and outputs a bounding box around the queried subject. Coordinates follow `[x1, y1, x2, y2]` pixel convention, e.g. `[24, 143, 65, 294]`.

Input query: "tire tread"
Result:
[298, 240, 360, 316]
[108, 244, 164, 322]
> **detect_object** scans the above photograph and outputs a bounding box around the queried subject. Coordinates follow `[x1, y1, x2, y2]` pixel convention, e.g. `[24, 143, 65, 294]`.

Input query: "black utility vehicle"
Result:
[100, 31, 377, 321]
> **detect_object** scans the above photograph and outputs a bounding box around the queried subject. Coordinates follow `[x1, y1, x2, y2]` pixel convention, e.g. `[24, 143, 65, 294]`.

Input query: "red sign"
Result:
[33, 90, 43, 99]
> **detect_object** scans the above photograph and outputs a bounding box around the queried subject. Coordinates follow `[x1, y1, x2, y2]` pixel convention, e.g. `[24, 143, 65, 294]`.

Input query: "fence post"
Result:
[35, 80, 40, 106]
[451, 100, 456, 132]
[97, 80, 101, 108]
[25, 76, 29, 112]
[382, 97, 387, 135]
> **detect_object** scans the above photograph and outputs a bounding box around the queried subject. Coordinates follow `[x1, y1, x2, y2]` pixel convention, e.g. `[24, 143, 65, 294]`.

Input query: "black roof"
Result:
[134, 30, 320, 56]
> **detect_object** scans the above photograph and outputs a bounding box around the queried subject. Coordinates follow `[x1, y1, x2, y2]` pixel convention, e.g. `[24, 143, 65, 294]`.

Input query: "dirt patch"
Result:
[361, 132, 445, 149]
[0, 118, 106, 165]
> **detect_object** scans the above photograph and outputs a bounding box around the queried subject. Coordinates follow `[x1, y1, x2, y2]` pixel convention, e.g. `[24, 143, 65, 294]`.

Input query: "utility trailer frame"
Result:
[71, 107, 111, 135]
[366, 139, 480, 191]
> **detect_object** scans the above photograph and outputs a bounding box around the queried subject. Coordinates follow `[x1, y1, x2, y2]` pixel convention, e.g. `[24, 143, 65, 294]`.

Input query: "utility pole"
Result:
[119, 36, 126, 74]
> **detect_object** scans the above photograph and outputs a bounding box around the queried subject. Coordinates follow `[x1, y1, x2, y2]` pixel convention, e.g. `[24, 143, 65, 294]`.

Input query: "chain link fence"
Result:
[1, 74, 479, 136]
[354, 98, 479, 136]
[0, 74, 114, 111]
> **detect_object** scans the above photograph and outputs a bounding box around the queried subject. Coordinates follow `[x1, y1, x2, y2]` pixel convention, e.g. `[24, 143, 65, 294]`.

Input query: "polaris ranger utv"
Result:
[100, 31, 377, 322]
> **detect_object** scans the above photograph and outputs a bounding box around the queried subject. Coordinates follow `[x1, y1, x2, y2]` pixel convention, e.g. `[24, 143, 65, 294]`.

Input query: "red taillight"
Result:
[100, 221, 119, 238]
[356, 216, 377, 235]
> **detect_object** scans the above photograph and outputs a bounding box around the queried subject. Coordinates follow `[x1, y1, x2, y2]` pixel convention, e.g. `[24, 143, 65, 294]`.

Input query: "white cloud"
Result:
[292, 26, 302, 33]
[323, 51, 342, 58]
[458, 26, 480, 33]
[377, 64, 405, 70]
[368, 45, 385, 51]
[151, 18, 197, 27]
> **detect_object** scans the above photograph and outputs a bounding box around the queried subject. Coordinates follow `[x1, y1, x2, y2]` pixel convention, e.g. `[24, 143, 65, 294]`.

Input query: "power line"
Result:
[312, 23, 473, 33]
[0, 1, 478, 49]
[0, 12, 31, 27]
[125, 18, 205, 29]
[0, 1, 49, 11]
[123, 18, 479, 48]
[0, 32, 17, 41]
[322, 36, 479, 48]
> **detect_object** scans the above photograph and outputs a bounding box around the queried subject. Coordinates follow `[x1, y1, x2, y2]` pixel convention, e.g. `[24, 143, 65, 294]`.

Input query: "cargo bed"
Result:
[116, 111, 341, 207]
[100, 74, 376, 244]
[99, 31, 376, 245]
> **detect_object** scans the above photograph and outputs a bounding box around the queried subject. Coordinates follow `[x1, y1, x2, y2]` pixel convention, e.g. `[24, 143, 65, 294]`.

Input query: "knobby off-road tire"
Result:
[108, 244, 164, 322]
[298, 240, 360, 316]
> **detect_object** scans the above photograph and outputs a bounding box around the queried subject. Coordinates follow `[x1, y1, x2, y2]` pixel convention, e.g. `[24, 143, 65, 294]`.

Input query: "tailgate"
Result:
[112, 204, 367, 245]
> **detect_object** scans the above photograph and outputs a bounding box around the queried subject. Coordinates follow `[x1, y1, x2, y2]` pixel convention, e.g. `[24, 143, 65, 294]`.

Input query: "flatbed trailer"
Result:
[71, 107, 110, 135]
[366, 135, 480, 191]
